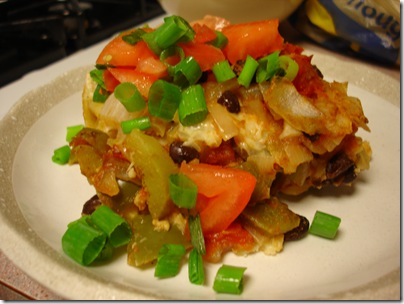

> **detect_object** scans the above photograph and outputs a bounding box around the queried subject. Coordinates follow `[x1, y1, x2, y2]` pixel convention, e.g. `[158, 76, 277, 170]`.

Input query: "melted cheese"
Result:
[175, 115, 222, 151]
[234, 112, 269, 156]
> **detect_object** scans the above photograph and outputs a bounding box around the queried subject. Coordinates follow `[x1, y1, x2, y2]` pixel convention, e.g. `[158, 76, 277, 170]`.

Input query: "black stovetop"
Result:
[0, 0, 165, 87]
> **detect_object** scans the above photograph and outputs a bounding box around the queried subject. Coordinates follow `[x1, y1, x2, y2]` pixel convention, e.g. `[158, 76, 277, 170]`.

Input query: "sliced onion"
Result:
[279, 122, 301, 139]
[82, 73, 104, 128]
[98, 95, 146, 135]
[260, 78, 323, 135]
[207, 102, 239, 141]
[282, 141, 313, 174]
[241, 223, 284, 256]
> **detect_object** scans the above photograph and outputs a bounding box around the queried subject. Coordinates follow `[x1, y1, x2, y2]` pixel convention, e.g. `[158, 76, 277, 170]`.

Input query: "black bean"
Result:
[217, 90, 241, 113]
[284, 215, 310, 241]
[169, 141, 200, 164]
[341, 165, 357, 183]
[326, 152, 355, 181]
[82, 194, 102, 215]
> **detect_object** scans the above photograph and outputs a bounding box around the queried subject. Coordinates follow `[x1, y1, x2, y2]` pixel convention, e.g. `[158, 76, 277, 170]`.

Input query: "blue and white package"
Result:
[289, 0, 400, 65]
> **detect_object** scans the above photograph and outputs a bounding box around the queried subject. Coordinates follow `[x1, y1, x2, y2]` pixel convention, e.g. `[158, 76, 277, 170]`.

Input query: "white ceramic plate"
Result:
[0, 63, 400, 299]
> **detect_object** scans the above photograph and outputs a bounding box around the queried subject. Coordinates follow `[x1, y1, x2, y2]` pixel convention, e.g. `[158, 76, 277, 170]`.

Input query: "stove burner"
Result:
[0, 0, 165, 87]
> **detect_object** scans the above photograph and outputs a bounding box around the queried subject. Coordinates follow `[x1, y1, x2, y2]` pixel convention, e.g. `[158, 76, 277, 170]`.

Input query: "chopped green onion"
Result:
[162, 15, 195, 44]
[89, 205, 132, 248]
[89, 68, 106, 89]
[144, 15, 195, 55]
[155, 20, 186, 49]
[142, 31, 163, 55]
[237, 55, 259, 87]
[62, 216, 107, 266]
[93, 84, 109, 103]
[255, 61, 268, 83]
[189, 214, 206, 255]
[148, 79, 182, 120]
[279, 55, 299, 81]
[160, 45, 185, 75]
[213, 264, 247, 295]
[156, 16, 193, 49]
[96, 241, 114, 261]
[121, 117, 151, 133]
[122, 28, 146, 45]
[212, 60, 236, 83]
[160, 45, 185, 63]
[154, 244, 186, 278]
[90, 68, 111, 102]
[95, 64, 108, 70]
[61, 206, 132, 266]
[169, 173, 198, 209]
[188, 248, 205, 285]
[52, 145, 71, 165]
[256, 51, 280, 83]
[114, 82, 146, 112]
[309, 210, 341, 239]
[208, 31, 228, 49]
[66, 124, 84, 143]
[178, 84, 208, 126]
[172, 56, 202, 88]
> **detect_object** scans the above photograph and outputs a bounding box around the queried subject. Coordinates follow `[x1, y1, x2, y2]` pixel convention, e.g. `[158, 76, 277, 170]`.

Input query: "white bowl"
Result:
[158, 0, 304, 23]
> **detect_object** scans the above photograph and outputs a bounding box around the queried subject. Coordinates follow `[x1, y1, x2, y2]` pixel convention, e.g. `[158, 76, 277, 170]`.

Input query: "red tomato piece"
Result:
[179, 162, 256, 235]
[103, 69, 120, 92]
[135, 56, 168, 78]
[96, 34, 156, 67]
[204, 222, 257, 263]
[179, 42, 225, 71]
[279, 42, 324, 98]
[193, 23, 217, 44]
[222, 19, 284, 64]
[107, 68, 158, 98]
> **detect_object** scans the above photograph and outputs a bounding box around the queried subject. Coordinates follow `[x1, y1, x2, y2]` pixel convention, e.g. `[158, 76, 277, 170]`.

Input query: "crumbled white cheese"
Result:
[235, 113, 269, 155]
[152, 218, 170, 232]
[176, 115, 222, 151]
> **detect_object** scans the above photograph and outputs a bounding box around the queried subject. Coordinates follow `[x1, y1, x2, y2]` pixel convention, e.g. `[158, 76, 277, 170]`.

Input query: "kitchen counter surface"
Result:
[0, 15, 400, 301]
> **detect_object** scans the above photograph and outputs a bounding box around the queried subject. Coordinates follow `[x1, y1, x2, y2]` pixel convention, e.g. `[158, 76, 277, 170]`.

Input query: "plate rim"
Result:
[0, 55, 400, 300]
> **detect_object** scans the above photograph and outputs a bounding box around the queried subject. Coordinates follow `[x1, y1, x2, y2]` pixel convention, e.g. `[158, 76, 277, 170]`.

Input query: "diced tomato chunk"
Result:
[96, 34, 157, 67]
[222, 19, 284, 64]
[179, 42, 225, 71]
[103, 69, 120, 92]
[193, 23, 217, 44]
[179, 162, 256, 235]
[135, 56, 168, 78]
[107, 68, 158, 97]
[279, 42, 324, 98]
